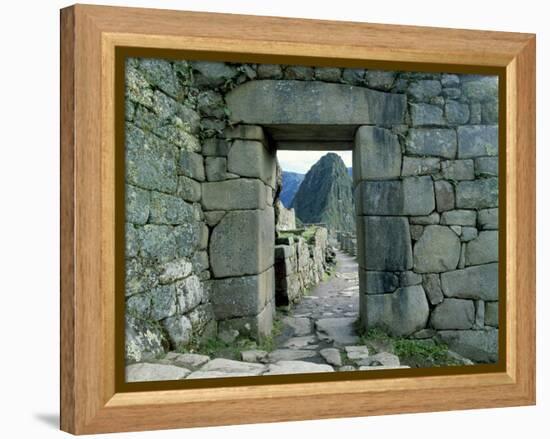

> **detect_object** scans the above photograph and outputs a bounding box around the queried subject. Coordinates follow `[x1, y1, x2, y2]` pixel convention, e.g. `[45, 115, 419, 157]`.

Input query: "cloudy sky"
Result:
[277, 150, 352, 174]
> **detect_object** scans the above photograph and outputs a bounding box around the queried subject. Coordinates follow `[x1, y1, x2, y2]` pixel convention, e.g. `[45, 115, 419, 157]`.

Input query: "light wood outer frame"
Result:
[60, 4, 536, 434]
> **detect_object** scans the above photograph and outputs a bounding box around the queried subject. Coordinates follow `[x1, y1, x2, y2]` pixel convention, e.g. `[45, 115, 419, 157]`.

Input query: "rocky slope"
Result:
[280, 171, 305, 207]
[291, 153, 355, 232]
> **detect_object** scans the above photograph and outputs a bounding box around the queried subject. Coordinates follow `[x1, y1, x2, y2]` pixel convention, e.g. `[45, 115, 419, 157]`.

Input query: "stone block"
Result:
[466, 231, 498, 266]
[149, 191, 195, 225]
[441, 263, 498, 300]
[410, 225, 424, 241]
[441, 74, 460, 88]
[430, 298, 475, 329]
[342, 68, 365, 84]
[157, 258, 192, 285]
[408, 80, 442, 101]
[125, 315, 166, 363]
[409, 212, 440, 225]
[210, 268, 275, 319]
[410, 103, 445, 126]
[357, 176, 434, 216]
[441, 159, 475, 180]
[478, 208, 499, 230]
[205, 157, 235, 182]
[461, 76, 498, 102]
[365, 70, 396, 90]
[226, 80, 406, 125]
[445, 101, 470, 125]
[353, 126, 402, 181]
[360, 216, 413, 271]
[360, 270, 399, 294]
[441, 209, 477, 226]
[227, 140, 276, 187]
[406, 128, 457, 159]
[191, 61, 238, 87]
[224, 125, 266, 142]
[284, 65, 314, 80]
[422, 273, 444, 305]
[126, 123, 178, 193]
[413, 225, 461, 273]
[218, 300, 274, 339]
[139, 59, 180, 99]
[456, 178, 498, 208]
[126, 185, 150, 225]
[475, 157, 499, 177]
[482, 99, 499, 124]
[202, 179, 267, 211]
[461, 227, 478, 242]
[314, 67, 342, 82]
[202, 138, 229, 156]
[366, 285, 430, 336]
[209, 207, 275, 278]
[176, 176, 201, 202]
[438, 328, 498, 362]
[178, 151, 205, 181]
[485, 301, 499, 327]
[150, 284, 177, 320]
[175, 274, 204, 313]
[257, 64, 283, 79]
[401, 157, 440, 176]
[126, 363, 190, 382]
[400, 271, 422, 286]
[457, 125, 498, 158]
[434, 180, 454, 212]
[162, 314, 193, 349]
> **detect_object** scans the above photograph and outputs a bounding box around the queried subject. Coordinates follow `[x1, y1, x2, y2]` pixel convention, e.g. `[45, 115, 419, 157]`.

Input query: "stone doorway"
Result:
[222, 79, 414, 338]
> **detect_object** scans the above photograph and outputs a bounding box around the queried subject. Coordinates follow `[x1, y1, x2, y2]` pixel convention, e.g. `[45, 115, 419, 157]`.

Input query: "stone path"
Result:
[127, 249, 410, 382]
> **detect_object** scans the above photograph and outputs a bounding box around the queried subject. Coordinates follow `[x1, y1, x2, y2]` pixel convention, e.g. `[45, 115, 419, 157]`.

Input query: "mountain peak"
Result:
[290, 153, 355, 232]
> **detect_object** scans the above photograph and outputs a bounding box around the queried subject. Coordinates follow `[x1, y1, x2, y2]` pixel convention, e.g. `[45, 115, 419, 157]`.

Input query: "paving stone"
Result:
[282, 336, 318, 349]
[165, 352, 210, 369]
[357, 352, 400, 367]
[126, 363, 190, 382]
[320, 348, 343, 367]
[344, 345, 370, 361]
[268, 349, 317, 362]
[283, 316, 312, 336]
[198, 358, 266, 375]
[240, 350, 268, 363]
[316, 317, 359, 345]
[264, 361, 334, 375]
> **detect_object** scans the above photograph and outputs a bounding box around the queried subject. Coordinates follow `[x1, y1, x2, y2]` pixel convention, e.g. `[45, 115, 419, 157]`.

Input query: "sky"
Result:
[277, 150, 352, 174]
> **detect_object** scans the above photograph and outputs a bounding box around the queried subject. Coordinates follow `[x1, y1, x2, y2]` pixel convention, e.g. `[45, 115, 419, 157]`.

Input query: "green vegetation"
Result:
[178, 313, 284, 360]
[354, 322, 462, 367]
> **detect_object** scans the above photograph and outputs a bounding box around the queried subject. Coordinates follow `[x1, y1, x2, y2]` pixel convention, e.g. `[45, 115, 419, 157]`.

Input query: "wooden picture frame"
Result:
[60, 4, 536, 434]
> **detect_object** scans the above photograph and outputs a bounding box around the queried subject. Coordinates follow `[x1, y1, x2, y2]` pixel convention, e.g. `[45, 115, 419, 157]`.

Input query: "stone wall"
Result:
[353, 74, 499, 362]
[275, 199, 296, 231]
[124, 57, 499, 363]
[275, 227, 331, 306]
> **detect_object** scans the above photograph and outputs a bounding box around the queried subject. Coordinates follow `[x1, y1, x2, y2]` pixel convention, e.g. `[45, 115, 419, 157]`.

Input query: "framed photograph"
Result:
[60, 4, 536, 434]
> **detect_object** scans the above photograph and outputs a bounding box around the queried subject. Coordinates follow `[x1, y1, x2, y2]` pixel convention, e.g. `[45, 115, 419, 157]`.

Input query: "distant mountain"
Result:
[280, 171, 305, 207]
[291, 153, 355, 232]
[347, 167, 353, 177]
